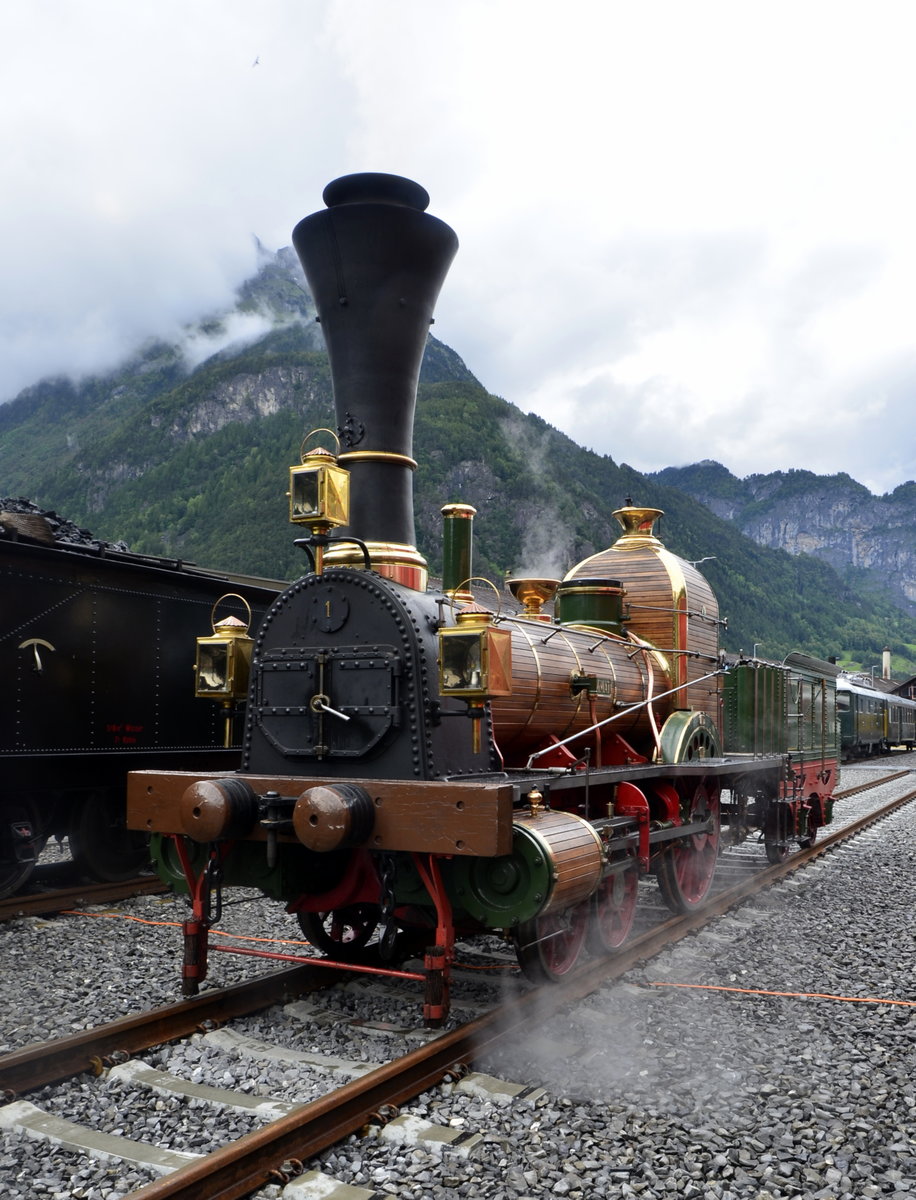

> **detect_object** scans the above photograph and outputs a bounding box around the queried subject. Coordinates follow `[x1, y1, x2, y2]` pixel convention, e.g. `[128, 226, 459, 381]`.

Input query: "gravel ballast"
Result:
[0, 764, 914, 1198]
[320, 769, 916, 1199]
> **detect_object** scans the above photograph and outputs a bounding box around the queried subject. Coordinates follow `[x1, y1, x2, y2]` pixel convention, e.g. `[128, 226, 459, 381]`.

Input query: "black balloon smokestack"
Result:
[292, 173, 459, 589]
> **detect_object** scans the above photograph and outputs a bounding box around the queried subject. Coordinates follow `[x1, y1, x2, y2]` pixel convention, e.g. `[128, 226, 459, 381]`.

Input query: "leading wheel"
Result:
[587, 856, 639, 953]
[297, 904, 381, 962]
[657, 781, 721, 913]
[69, 790, 150, 882]
[513, 902, 589, 984]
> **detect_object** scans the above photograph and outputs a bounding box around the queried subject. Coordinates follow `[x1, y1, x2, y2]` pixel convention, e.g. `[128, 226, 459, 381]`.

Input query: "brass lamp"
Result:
[288, 430, 350, 572]
[439, 600, 512, 753]
[195, 595, 254, 747]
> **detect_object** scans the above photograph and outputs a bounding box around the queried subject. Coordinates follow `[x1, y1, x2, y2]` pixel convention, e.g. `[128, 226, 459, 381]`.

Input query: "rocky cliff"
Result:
[654, 461, 916, 613]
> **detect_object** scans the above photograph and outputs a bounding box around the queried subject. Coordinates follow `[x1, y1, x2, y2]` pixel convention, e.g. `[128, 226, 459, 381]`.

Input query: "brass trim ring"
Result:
[337, 450, 418, 469]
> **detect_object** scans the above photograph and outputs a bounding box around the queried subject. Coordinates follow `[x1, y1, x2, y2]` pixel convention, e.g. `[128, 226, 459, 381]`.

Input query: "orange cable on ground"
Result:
[60, 909, 181, 929]
[59, 908, 522, 966]
[648, 981, 916, 1007]
[59, 909, 315, 948]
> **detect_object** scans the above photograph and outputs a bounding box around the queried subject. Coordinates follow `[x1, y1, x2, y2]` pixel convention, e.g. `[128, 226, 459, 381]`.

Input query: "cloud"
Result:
[178, 310, 283, 371]
[0, 1, 343, 394]
[3, 0, 916, 497]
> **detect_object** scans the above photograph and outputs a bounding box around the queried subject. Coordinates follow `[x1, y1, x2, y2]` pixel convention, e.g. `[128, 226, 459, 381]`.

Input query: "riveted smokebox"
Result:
[292, 174, 459, 588]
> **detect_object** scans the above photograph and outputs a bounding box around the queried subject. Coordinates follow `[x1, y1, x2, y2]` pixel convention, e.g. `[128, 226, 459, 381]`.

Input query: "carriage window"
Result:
[837, 693, 850, 711]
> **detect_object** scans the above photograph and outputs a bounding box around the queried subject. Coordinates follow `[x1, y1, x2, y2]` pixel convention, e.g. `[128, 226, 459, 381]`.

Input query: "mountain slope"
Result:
[1, 251, 914, 674]
[654, 461, 916, 619]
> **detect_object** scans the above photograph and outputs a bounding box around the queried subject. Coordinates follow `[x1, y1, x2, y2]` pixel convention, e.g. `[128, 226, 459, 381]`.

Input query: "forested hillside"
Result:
[2, 249, 914, 676]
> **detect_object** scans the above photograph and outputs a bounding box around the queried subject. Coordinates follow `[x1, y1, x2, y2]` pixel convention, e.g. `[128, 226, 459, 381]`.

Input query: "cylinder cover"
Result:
[451, 809, 603, 927]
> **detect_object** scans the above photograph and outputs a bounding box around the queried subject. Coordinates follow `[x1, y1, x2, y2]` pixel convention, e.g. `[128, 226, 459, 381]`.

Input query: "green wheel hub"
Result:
[450, 823, 554, 927]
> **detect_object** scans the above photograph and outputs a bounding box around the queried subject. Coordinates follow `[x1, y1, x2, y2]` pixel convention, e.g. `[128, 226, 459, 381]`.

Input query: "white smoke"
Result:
[501, 413, 579, 580]
[178, 310, 284, 371]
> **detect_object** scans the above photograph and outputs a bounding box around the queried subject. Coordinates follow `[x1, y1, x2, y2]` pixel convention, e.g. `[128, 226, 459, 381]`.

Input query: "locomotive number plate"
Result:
[310, 584, 350, 633]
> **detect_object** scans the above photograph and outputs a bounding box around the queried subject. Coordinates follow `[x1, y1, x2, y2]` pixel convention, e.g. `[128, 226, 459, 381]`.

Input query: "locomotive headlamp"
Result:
[439, 584, 512, 716]
[195, 594, 254, 747]
[195, 598, 254, 700]
[439, 604, 512, 755]
[439, 609, 513, 701]
[288, 429, 350, 531]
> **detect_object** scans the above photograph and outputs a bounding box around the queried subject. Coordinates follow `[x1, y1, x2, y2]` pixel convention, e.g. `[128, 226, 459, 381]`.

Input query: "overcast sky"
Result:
[3, 1, 916, 495]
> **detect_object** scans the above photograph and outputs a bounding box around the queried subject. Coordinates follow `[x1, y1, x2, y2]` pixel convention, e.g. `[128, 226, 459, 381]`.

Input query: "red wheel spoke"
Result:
[514, 902, 589, 983]
[587, 859, 639, 953]
[657, 782, 721, 913]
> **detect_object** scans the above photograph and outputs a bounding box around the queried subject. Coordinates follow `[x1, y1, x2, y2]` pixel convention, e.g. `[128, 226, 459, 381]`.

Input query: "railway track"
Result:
[832, 767, 911, 800]
[0, 875, 167, 923]
[1, 769, 913, 1200]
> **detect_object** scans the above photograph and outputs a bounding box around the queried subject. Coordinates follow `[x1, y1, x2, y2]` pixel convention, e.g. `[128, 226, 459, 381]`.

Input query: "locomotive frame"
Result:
[126, 173, 840, 1024]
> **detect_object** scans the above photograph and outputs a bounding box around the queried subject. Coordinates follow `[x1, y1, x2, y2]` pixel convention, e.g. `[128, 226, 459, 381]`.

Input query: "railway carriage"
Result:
[722, 652, 838, 862]
[0, 514, 280, 898]
[886, 695, 916, 750]
[836, 674, 916, 758]
[127, 173, 841, 1022]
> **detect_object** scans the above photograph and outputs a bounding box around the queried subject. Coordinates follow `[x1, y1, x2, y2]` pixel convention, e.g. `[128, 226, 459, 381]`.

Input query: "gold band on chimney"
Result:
[323, 539, 429, 590]
[337, 450, 419, 470]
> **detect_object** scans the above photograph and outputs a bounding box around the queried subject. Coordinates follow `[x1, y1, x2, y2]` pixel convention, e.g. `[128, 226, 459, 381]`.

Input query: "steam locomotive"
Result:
[127, 174, 840, 1023]
[0, 504, 279, 899]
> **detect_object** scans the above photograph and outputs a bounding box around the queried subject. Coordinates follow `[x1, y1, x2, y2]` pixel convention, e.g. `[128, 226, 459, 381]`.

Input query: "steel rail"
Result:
[0, 876, 167, 924]
[0, 964, 331, 1098]
[832, 769, 910, 800]
[125, 781, 916, 1200]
